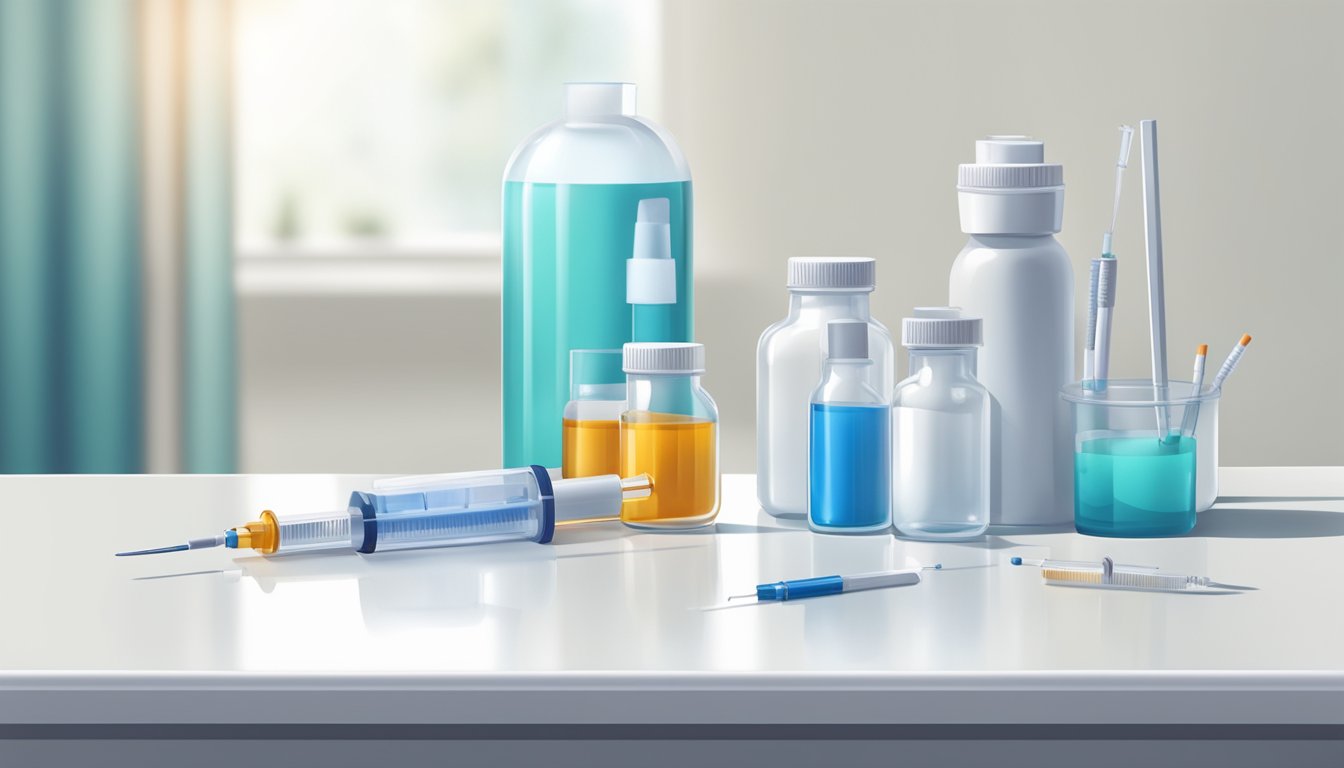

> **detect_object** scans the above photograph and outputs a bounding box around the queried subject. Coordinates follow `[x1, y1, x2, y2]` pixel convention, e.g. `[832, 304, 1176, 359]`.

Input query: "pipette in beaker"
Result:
[116, 468, 650, 558]
[1210, 333, 1253, 390]
[1179, 343, 1209, 437]
[1010, 556, 1249, 593]
[1088, 125, 1134, 387]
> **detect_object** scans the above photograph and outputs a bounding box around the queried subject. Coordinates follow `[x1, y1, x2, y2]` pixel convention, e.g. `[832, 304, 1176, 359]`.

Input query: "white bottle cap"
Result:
[956, 135, 1064, 235]
[623, 342, 705, 375]
[564, 82, 637, 119]
[786, 257, 876, 293]
[826, 319, 869, 360]
[902, 307, 983, 348]
[627, 197, 676, 305]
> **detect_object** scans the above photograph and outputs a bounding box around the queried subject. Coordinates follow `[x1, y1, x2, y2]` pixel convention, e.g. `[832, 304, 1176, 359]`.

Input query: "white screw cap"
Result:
[902, 307, 983, 348]
[623, 342, 705, 375]
[786, 257, 876, 292]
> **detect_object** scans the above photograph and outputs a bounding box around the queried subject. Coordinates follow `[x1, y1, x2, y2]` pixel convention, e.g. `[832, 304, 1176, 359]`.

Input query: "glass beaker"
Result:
[562, 349, 626, 478]
[1061, 380, 1219, 537]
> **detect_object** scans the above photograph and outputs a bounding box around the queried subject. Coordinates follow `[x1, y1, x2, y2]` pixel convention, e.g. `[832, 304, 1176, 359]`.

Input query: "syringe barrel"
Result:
[354, 466, 555, 553]
[272, 509, 354, 553]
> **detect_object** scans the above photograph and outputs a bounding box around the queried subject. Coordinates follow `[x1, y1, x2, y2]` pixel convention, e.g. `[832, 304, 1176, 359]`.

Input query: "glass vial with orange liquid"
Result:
[619, 342, 719, 529]
[562, 349, 626, 478]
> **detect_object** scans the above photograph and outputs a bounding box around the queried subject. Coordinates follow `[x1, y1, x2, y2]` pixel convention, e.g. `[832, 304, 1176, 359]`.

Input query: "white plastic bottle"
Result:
[757, 258, 894, 519]
[892, 308, 989, 540]
[949, 136, 1074, 528]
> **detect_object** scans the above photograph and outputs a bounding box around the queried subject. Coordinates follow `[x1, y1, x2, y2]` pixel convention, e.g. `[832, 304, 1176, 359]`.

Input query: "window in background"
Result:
[234, 0, 660, 256]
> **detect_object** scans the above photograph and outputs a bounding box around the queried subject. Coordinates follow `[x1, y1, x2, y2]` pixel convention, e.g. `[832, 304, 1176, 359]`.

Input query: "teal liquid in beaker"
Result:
[1074, 435, 1197, 537]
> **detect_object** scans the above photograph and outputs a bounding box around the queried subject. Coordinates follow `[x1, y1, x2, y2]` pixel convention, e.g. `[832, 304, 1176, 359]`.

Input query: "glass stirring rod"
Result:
[728, 564, 941, 603]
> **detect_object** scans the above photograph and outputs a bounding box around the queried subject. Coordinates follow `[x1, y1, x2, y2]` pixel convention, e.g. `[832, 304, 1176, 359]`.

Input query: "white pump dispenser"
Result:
[627, 197, 675, 305]
[949, 136, 1074, 528]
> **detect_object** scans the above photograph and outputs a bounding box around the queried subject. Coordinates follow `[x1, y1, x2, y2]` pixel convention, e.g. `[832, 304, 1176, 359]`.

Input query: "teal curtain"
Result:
[1, 0, 141, 473]
[0, 0, 236, 473]
[184, 0, 237, 474]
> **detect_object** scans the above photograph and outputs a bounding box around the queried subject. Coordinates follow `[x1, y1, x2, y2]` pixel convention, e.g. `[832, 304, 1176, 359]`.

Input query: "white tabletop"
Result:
[3, 468, 1343, 729]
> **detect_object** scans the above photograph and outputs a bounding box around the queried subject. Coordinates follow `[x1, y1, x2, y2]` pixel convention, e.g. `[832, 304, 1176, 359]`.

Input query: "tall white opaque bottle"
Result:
[892, 308, 989, 540]
[757, 258, 894, 519]
[949, 136, 1074, 527]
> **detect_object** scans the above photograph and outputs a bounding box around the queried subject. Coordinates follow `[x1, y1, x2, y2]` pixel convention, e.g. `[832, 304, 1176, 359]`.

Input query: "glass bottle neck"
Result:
[815, 358, 882, 406]
[822, 358, 872, 381]
[626, 373, 712, 420]
[788, 291, 871, 320]
[907, 348, 977, 378]
[628, 372, 702, 389]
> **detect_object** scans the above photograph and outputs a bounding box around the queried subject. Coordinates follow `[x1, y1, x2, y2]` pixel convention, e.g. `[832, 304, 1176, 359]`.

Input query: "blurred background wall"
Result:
[3, 0, 1340, 474]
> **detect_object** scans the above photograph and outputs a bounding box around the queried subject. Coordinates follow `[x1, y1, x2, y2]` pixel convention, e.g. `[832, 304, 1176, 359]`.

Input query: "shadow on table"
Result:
[1216, 495, 1344, 503]
[940, 536, 1027, 550]
[1190, 507, 1344, 538]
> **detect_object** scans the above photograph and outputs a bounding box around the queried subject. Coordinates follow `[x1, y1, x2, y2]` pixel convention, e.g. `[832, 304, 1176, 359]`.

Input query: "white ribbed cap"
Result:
[786, 257, 876, 292]
[957, 136, 1064, 190]
[902, 307, 982, 347]
[826, 319, 869, 360]
[623, 342, 705, 374]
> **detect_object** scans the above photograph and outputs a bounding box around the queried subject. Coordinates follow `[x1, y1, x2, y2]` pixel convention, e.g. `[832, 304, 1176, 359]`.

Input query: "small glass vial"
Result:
[619, 342, 720, 529]
[892, 307, 989, 540]
[809, 320, 891, 534]
[562, 349, 626, 478]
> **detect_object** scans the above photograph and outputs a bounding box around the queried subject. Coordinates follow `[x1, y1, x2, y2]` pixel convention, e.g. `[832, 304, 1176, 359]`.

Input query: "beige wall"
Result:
[664, 0, 1344, 469]
[241, 0, 1343, 473]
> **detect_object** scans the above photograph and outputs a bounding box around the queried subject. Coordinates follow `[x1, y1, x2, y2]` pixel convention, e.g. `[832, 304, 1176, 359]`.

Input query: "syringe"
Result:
[116, 467, 651, 557]
[1010, 556, 1249, 593]
[1087, 125, 1134, 388]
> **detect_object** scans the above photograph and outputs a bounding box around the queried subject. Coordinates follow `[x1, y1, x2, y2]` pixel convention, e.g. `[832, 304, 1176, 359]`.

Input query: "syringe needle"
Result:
[116, 544, 190, 557]
[116, 534, 225, 557]
[726, 593, 756, 602]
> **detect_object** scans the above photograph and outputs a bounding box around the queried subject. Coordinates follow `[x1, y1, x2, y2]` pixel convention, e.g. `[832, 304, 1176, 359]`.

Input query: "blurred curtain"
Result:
[0, 0, 236, 473]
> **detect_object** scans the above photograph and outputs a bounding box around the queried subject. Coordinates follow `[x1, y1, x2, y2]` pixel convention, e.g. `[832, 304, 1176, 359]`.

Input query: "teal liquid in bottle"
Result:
[502, 180, 693, 468]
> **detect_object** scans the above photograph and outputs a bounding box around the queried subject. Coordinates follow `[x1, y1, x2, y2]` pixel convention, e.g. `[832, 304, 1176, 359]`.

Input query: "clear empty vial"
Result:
[892, 308, 990, 540]
[809, 319, 892, 534]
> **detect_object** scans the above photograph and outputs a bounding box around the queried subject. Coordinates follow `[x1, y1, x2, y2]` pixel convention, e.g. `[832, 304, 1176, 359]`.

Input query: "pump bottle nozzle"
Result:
[627, 198, 675, 305]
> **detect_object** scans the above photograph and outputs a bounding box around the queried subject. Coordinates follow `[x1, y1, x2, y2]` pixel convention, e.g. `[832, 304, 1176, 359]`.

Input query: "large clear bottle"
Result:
[892, 308, 990, 540]
[502, 83, 692, 469]
[809, 320, 891, 534]
[756, 258, 894, 519]
[948, 136, 1073, 528]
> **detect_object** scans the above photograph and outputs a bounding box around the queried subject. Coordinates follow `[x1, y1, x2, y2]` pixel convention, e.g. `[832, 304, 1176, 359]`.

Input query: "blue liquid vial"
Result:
[808, 320, 892, 534]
